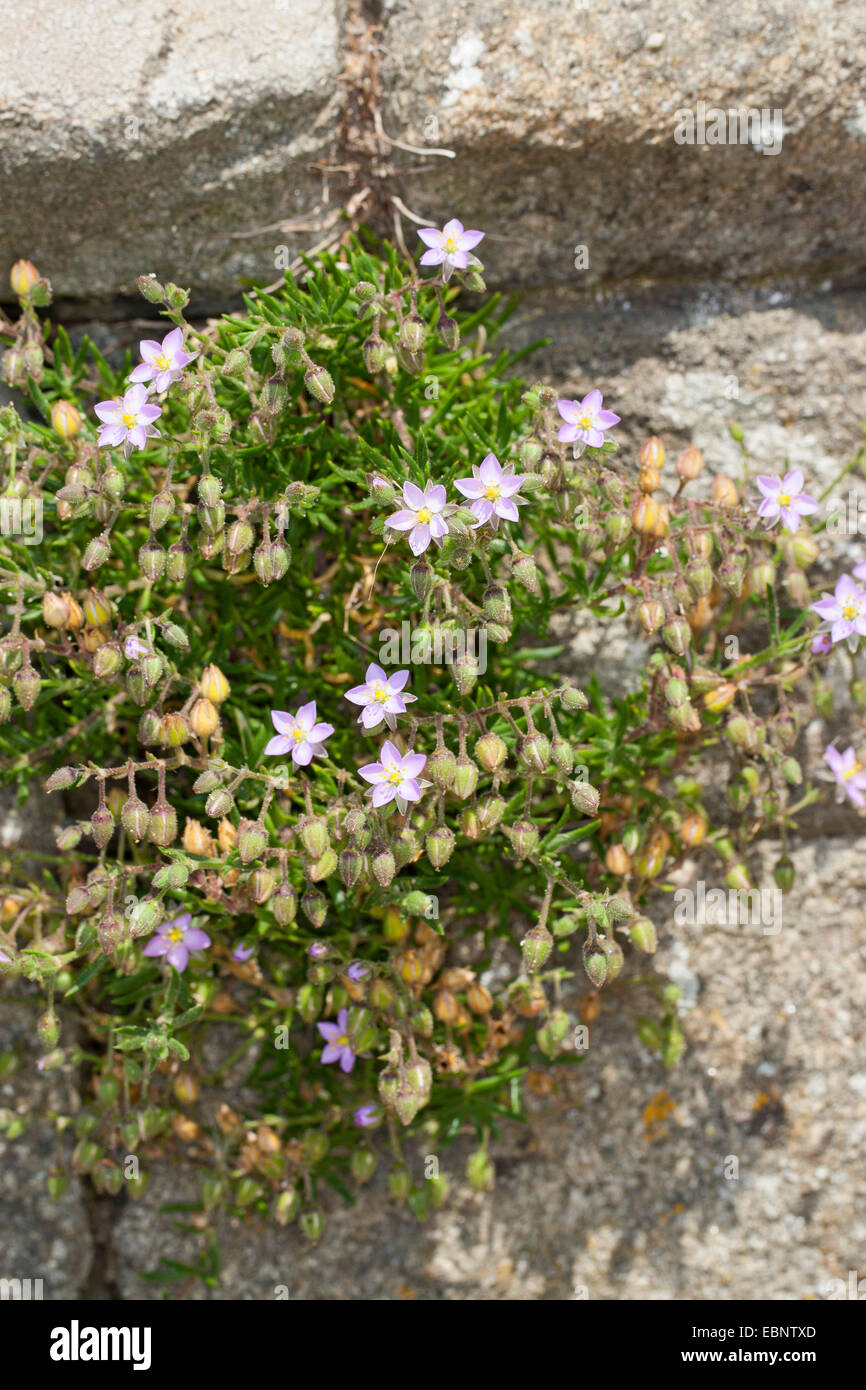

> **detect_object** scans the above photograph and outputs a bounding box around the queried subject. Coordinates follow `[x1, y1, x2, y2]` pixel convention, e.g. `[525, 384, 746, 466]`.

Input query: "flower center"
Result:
[371, 681, 390, 703]
[291, 727, 306, 741]
[444, 237, 457, 254]
[580, 412, 594, 429]
[155, 354, 171, 370]
[483, 484, 500, 500]
[337, 1035, 349, 1048]
[843, 760, 864, 780]
[121, 412, 137, 428]
[385, 761, 402, 785]
[777, 492, 792, 506]
[168, 927, 184, 943]
[842, 600, 862, 621]
[415, 507, 432, 524]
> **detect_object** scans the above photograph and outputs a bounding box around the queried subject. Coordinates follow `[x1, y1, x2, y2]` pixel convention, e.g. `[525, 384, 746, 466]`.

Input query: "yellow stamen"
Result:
[415, 507, 432, 524]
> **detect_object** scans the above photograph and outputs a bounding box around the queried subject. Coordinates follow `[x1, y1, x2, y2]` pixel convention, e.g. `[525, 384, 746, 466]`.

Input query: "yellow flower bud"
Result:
[639, 436, 665, 470]
[82, 588, 113, 627]
[189, 696, 220, 739]
[638, 464, 660, 493]
[182, 819, 215, 856]
[200, 663, 230, 705]
[51, 400, 82, 439]
[675, 445, 703, 480]
[711, 474, 738, 507]
[632, 496, 660, 534]
[10, 259, 39, 297]
[217, 818, 237, 854]
[605, 843, 632, 876]
[703, 682, 738, 713]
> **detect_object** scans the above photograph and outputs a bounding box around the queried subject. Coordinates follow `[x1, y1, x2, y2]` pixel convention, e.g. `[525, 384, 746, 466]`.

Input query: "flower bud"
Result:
[679, 811, 707, 846]
[629, 916, 657, 953]
[237, 818, 268, 864]
[182, 818, 213, 856]
[272, 882, 298, 926]
[13, 663, 40, 710]
[400, 314, 426, 354]
[510, 818, 539, 861]
[304, 365, 335, 404]
[662, 617, 691, 654]
[365, 848, 394, 888]
[50, 399, 82, 439]
[339, 847, 364, 888]
[427, 746, 456, 791]
[473, 795, 503, 834]
[92, 642, 122, 680]
[149, 489, 175, 530]
[165, 537, 193, 582]
[521, 923, 553, 972]
[189, 697, 220, 739]
[205, 786, 234, 819]
[363, 335, 387, 374]
[309, 847, 338, 882]
[129, 898, 162, 939]
[121, 795, 150, 843]
[475, 731, 507, 772]
[711, 473, 738, 507]
[147, 800, 178, 846]
[632, 496, 660, 534]
[453, 651, 479, 697]
[467, 1147, 494, 1192]
[518, 731, 550, 773]
[138, 537, 166, 582]
[605, 843, 631, 876]
[773, 855, 795, 893]
[83, 588, 112, 627]
[301, 889, 327, 928]
[10, 259, 40, 297]
[90, 802, 114, 849]
[137, 274, 164, 303]
[675, 445, 703, 480]
[583, 943, 608, 988]
[249, 868, 276, 904]
[426, 826, 455, 869]
[159, 712, 189, 748]
[570, 780, 600, 816]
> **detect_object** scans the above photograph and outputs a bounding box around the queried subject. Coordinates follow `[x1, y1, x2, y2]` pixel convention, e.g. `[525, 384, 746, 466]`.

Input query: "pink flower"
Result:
[358, 739, 430, 812]
[811, 632, 833, 656]
[454, 452, 527, 529]
[345, 662, 416, 731]
[825, 745, 866, 808]
[756, 469, 819, 532]
[265, 702, 334, 766]
[124, 636, 149, 660]
[811, 574, 866, 647]
[853, 559, 866, 582]
[385, 481, 450, 556]
[317, 1009, 355, 1073]
[417, 219, 485, 280]
[143, 912, 211, 973]
[556, 390, 620, 449]
[128, 327, 194, 393]
[94, 384, 161, 453]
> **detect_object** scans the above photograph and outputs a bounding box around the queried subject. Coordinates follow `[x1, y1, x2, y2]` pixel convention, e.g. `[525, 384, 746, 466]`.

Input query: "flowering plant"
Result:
[0, 231, 863, 1272]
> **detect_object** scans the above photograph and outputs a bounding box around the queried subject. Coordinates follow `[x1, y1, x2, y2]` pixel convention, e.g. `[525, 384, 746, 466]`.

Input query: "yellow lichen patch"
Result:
[644, 1089, 677, 1141]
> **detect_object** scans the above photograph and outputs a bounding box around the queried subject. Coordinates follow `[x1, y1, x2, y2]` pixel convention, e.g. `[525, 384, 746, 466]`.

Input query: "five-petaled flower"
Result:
[347, 961, 371, 982]
[556, 390, 620, 449]
[417, 219, 484, 280]
[265, 702, 334, 766]
[811, 574, 866, 648]
[385, 481, 450, 556]
[811, 631, 833, 656]
[825, 745, 866, 808]
[124, 635, 149, 660]
[756, 469, 819, 532]
[345, 662, 416, 731]
[143, 912, 211, 973]
[94, 384, 162, 453]
[129, 326, 194, 393]
[359, 739, 430, 812]
[317, 1009, 355, 1073]
[454, 452, 527, 529]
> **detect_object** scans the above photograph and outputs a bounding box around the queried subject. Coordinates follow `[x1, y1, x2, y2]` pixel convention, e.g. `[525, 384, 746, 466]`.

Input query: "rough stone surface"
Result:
[0, 0, 344, 297]
[109, 836, 866, 1299]
[384, 0, 866, 291]
[0, 1000, 92, 1299]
